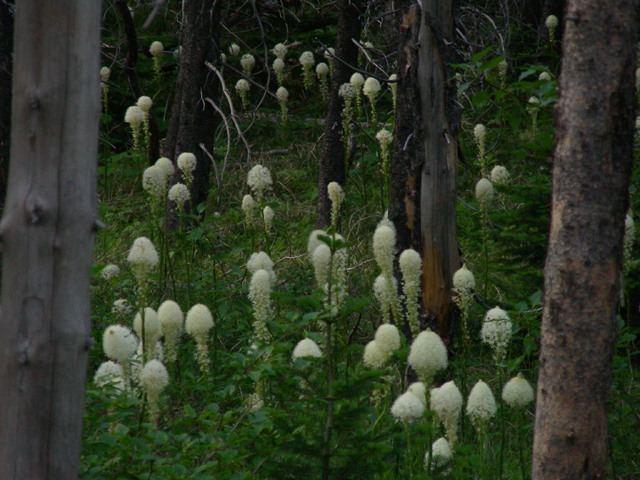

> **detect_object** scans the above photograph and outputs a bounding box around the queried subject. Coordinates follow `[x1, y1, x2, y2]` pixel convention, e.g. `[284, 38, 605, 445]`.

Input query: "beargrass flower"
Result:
[249, 270, 272, 342]
[373, 274, 395, 324]
[374, 323, 401, 358]
[373, 225, 400, 319]
[425, 438, 453, 470]
[94, 361, 125, 392]
[408, 329, 448, 385]
[312, 244, 331, 289]
[142, 165, 167, 203]
[101, 66, 111, 112]
[229, 43, 240, 56]
[327, 182, 344, 227]
[242, 194, 257, 226]
[247, 164, 273, 202]
[391, 391, 425, 423]
[546, 15, 558, 42]
[316, 62, 330, 102]
[127, 237, 158, 282]
[363, 340, 386, 369]
[101, 264, 120, 280]
[273, 43, 287, 59]
[453, 264, 475, 297]
[276, 86, 289, 126]
[137, 95, 152, 114]
[292, 338, 322, 360]
[158, 300, 183, 364]
[466, 380, 497, 428]
[363, 77, 381, 125]
[388, 73, 398, 110]
[299, 51, 315, 90]
[241, 54, 255, 76]
[475, 178, 495, 205]
[539, 71, 551, 81]
[502, 373, 534, 409]
[113, 298, 132, 316]
[134, 307, 162, 360]
[407, 382, 426, 406]
[103, 324, 138, 387]
[431, 380, 463, 447]
[124, 106, 144, 151]
[263, 206, 275, 235]
[177, 152, 197, 184]
[400, 248, 422, 337]
[490, 165, 510, 185]
[139, 359, 169, 425]
[307, 229, 329, 256]
[155, 157, 175, 178]
[168, 183, 190, 212]
[273, 58, 285, 86]
[481, 306, 512, 364]
[235, 79, 251, 109]
[185, 304, 214, 374]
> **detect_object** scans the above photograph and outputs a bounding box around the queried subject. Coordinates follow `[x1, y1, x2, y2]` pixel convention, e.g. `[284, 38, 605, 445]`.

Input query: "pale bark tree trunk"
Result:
[315, 0, 363, 228]
[532, 1, 637, 478]
[0, 0, 101, 478]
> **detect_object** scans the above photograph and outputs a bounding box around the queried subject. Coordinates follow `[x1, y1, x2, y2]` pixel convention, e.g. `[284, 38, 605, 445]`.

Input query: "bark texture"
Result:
[0, 0, 101, 477]
[532, 1, 637, 478]
[418, 0, 460, 343]
[0, 0, 14, 208]
[315, 0, 364, 228]
[162, 0, 220, 219]
[389, 2, 425, 341]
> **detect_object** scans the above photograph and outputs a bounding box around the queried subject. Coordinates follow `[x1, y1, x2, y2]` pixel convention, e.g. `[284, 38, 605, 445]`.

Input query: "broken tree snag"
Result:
[388, 1, 425, 342]
[417, 0, 461, 344]
[0, 0, 101, 478]
[532, 1, 637, 479]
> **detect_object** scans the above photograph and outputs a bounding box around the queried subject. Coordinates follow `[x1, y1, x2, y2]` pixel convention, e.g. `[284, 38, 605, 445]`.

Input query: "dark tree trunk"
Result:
[315, 0, 364, 228]
[389, 3, 425, 341]
[115, 0, 160, 164]
[532, 1, 637, 478]
[0, 0, 14, 209]
[420, 0, 461, 343]
[163, 0, 221, 219]
[0, 0, 101, 477]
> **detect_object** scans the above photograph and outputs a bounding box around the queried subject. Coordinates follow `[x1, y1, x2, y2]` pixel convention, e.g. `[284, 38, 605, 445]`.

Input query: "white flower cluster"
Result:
[363, 323, 401, 369]
[249, 269, 272, 342]
[453, 264, 475, 296]
[425, 438, 452, 470]
[466, 380, 496, 428]
[155, 157, 175, 178]
[545, 14, 558, 29]
[149, 41, 164, 56]
[113, 298, 132, 315]
[481, 306, 512, 364]
[350, 73, 364, 90]
[158, 300, 183, 364]
[137, 95, 152, 113]
[241, 54, 255, 76]
[292, 338, 322, 360]
[168, 183, 190, 211]
[408, 329, 447, 385]
[316, 62, 329, 76]
[339, 83, 356, 100]
[400, 249, 422, 337]
[177, 152, 197, 183]
[125, 106, 144, 127]
[127, 237, 159, 281]
[299, 51, 315, 66]
[100, 66, 111, 83]
[376, 129, 393, 147]
[142, 165, 167, 202]
[139, 359, 169, 424]
[186, 304, 214, 373]
[373, 274, 396, 324]
[391, 389, 425, 424]
[276, 86, 289, 102]
[247, 164, 273, 202]
[373, 224, 399, 320]
[134, 307, 163, 359]
[363, 77, 381, 97]
[247, 251, 277, 286]
[490, 165, 510, 185]
[431, 380, 463, 447]
[229, 43, 241, 56]
[475, 178, 494, 205]
[242, 194, 257, 225]
[502, 373, 534, 408]
[328, 182, 344, 226]
[103, 324, 138, 365]
[101, 264, 120, 280]
[539, 71, 551, 81]
[272, 43, 287, 59]
[94, 361, 125, 392]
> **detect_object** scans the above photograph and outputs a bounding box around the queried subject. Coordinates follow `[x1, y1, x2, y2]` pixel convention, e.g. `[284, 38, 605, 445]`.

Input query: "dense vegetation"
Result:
[83, 2, 640, 479]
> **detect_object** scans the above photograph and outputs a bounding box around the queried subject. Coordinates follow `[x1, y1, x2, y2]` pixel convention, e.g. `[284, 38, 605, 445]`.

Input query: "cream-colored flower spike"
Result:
[185, 304, 214, 373]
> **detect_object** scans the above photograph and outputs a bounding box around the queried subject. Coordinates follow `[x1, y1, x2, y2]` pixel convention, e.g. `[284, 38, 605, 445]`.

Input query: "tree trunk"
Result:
[418, 0, 460, 343]
[163, 0, 220, 221]
[0, 1, 101, 478]
[0, 0, 13, 209]
[388, 2, 425, 342]
[532, 1, 637, 478]
[315, 0, 363, 228]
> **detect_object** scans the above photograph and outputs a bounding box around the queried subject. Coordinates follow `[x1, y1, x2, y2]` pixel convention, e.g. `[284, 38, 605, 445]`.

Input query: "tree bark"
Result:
[532, 1, 637, 478]
[0, 0, 101, 478]
[163, 0, 220, 221]
[315, 0, 364, 228]
[418, 0, 461, 343]
[0, 0, 14, 208]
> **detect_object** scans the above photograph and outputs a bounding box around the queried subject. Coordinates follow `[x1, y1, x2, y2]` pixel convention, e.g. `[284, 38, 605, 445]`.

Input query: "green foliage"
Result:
[83, 2, 640, 479]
